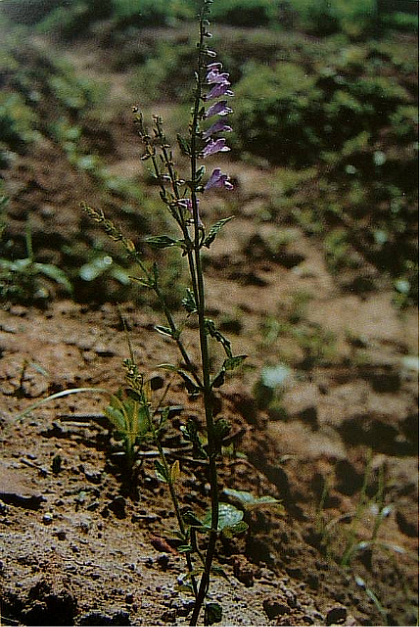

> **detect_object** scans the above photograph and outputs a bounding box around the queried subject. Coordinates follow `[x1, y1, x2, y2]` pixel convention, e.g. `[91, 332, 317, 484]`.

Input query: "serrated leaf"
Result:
[223, 354, 247, 371]
[223, 488, 283, 510]
[205, 602, 222, 625]
[154, 460, 169, 483]
[144, 235, 181, 249]
[203, 216, 233, 248]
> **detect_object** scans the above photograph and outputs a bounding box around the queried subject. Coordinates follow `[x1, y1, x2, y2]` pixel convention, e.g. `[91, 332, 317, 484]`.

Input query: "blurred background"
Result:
[0, 0, 418, 307]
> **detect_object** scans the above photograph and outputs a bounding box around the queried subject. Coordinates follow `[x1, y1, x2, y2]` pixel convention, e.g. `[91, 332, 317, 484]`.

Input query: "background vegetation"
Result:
[0, 0, 418, 306]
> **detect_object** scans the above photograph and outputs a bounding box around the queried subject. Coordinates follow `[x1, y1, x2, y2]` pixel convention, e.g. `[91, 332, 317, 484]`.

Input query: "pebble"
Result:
[0, 464, 44, 509]
[326, 606, 347, 625]
[263, 599, 291, 619]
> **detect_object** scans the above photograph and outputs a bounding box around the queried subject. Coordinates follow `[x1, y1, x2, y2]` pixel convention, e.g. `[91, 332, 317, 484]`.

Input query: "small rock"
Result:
[150, 374, 165, 390]
[54, 529, 67, 541]
[94, 343, 116, 357]
[81, 464, 102, 484]
[0, 464, 44, 509]
[232, 554, 260, 587]
[326, 606, 347, 625]
[78, 610, 130, 626]
[42, 512, 54, 525]
[161, 609, 177, 623]
[263, 599, 291, 619]
[108, 496, 126, 519]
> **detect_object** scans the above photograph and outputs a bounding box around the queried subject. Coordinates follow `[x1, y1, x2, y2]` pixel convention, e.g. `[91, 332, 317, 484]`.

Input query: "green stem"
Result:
[142, 123, 203, 388]
[189, 10, 219, 625]
[148, 403, 198, 598]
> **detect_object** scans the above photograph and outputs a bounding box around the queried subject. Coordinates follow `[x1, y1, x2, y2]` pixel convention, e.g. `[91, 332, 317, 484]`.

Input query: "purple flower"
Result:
[205, 82, 234, 100]
[206, 69, 230, 85]
[207, 62, 222, 72]
[202, 138, 231, 158]
[178, 198, 203, 226]
[203, 119, 232, 139]
[205, 100, 233, 119]
[204, 168, 233, 191]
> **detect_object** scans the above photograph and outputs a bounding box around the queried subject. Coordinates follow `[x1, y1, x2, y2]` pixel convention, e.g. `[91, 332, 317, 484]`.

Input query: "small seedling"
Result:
[0, 219, 72, 304]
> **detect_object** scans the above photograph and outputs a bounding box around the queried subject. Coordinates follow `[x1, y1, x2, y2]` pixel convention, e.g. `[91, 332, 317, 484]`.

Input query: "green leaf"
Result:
[177, 133, 192, 157]
[178, 544, 193, 553]
[223, 488, 282, 510]
[34, 263, 73, 292]
[221, 520, 249, 539]
[211, 371, 225, 388]
[205, 602, 222, 625]
[182, 288, 197, 314]
[180, 418, 207, 459]
[223, 355, 247, 371]
[154, 325, 174, 337]
[182, 509, 203, 527]
[203, 216, 233, 248]
[110, 266, 131, 285]
[130, 275, 154, 288]
[154, 460, 169, 483]
[214, 418, 231, 445]
[195, 165, 206, 183]
[170, 459, 180, 484]
[202, 503, 244, 531]
[144, 235, 181, 249]
[205, 319, 232, 358]
[104, 405, 126, 431]
[179, 371, 200, 396]
[156, 363, 178, 372]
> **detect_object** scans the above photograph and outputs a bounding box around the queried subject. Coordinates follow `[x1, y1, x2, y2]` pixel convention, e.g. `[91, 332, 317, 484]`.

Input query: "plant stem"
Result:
[148, 403, 199, 598]
[189, 9, 219, 624]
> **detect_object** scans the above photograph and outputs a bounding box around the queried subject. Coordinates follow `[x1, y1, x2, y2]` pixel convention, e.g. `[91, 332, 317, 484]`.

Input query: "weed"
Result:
[0, 203, 72, 305]
[315, 454, 418, 624]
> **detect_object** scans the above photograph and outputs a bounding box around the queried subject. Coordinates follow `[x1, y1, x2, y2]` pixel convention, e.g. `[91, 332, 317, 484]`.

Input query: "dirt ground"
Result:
[0, 25, 419, 627]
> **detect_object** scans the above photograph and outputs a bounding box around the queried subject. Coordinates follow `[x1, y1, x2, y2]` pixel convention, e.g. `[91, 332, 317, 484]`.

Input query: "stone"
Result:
[263, 599, 291, 619]
[326, 606, 347, 625]
[0, 464, 44, 509]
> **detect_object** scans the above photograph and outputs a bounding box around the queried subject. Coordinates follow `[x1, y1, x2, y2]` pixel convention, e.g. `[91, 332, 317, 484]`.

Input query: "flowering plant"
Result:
[84, 1, 248, 623]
